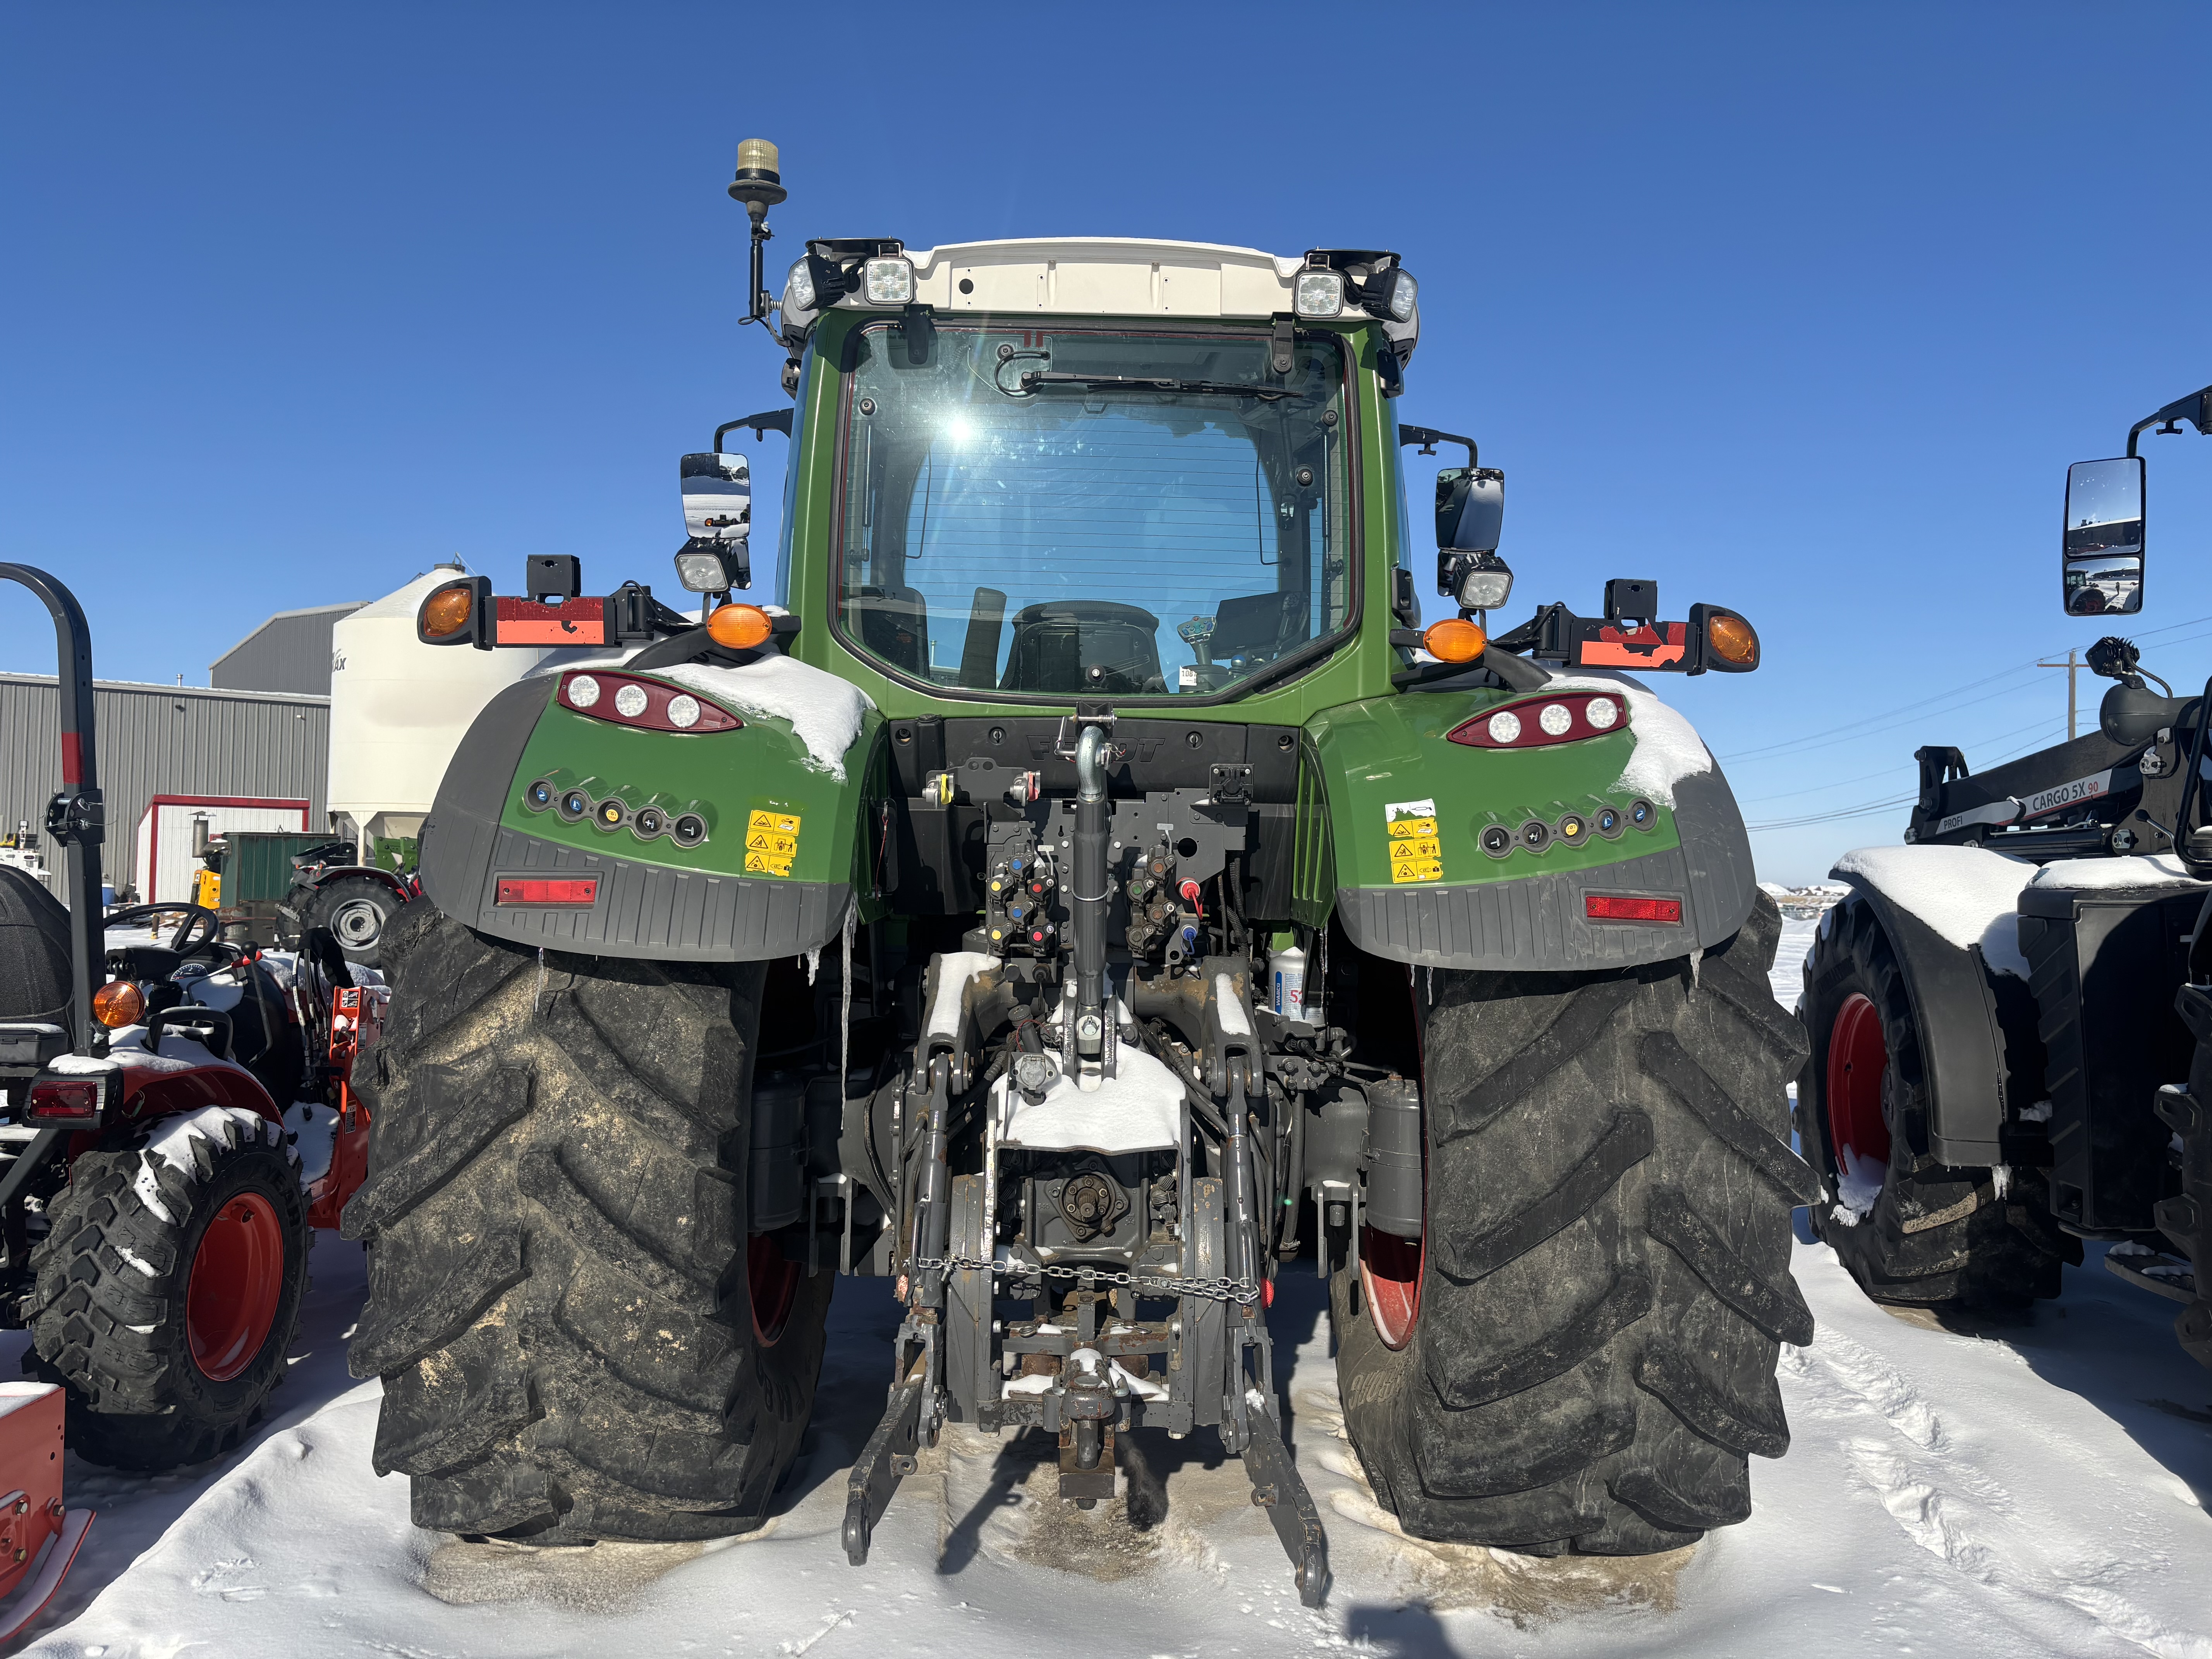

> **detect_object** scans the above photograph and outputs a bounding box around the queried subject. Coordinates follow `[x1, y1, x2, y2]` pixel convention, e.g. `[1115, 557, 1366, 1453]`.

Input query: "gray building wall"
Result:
[210, 602, 365, 696]
[0, 674, 330, 890]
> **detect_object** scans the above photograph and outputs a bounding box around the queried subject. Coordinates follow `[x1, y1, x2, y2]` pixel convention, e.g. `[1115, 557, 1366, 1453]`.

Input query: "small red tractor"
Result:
[0, 563, 385, 1642]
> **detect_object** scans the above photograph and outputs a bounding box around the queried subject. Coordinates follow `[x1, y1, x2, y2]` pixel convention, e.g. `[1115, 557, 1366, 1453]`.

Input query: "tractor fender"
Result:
[297, 865, 413, 900]
[1824, 860, 2013, 1167]
[110, 1035, 285, 1129]
[1312, 684, 1758, 972]
[416, 674, 860, 962]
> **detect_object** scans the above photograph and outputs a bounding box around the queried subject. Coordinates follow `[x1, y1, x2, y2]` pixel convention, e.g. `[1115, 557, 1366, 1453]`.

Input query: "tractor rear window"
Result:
[830, 322, 1352, 698]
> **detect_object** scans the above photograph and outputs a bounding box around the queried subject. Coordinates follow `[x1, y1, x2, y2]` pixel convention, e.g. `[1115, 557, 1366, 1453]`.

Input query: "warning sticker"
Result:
[1384, 798, 1444, 885]
[745, 802, 800, 878]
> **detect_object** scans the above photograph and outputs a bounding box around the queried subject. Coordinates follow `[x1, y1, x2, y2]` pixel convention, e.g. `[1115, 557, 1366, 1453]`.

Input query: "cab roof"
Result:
[897, 238, 1314, 319]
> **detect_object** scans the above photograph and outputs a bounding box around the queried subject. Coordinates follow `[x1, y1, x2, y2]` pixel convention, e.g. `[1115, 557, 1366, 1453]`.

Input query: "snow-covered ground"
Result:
[14, 917, 2212, 1657]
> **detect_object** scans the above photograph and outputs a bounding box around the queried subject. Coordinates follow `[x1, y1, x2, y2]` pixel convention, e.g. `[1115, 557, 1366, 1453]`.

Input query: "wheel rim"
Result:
[749, 1233, 801, 1346]
[186, 1192, 286, 1382]
[330, 898, 384, 948]
[1359, 1225, 1424, 1351]
[1826, 991, 1893, 1171]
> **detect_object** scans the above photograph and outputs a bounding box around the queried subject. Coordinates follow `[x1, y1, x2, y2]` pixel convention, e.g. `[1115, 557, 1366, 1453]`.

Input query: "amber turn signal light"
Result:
[420, 586, 475, 639]
[92, 980, 145, 1029]
[706, 603, 773, 650]
[1422, 618, 1487, 663]
[1705, 613, 1758, 666]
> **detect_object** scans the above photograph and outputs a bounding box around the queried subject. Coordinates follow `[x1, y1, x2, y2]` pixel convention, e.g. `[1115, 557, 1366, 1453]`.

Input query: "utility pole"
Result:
[2037, 648, 2080, 742]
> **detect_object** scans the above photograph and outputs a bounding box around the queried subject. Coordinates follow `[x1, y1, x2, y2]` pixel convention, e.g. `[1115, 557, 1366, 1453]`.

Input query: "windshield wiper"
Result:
[1017, 371, 1311, 402]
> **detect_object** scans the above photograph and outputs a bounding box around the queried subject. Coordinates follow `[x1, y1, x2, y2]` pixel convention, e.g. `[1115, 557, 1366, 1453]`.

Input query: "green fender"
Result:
[1295, 678, 1756, 970]
[417, 670, 877, 961]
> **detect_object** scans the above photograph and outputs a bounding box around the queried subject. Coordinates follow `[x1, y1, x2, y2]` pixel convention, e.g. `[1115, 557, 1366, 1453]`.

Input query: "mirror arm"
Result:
[2126, 383, 2212, 457]
[1396, 424, 1476, 467]
[716, 409, 794, 449]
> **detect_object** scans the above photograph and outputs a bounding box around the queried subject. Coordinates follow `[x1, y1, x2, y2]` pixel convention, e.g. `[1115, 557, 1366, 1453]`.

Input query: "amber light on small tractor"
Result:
[90, 979, 144, 1028]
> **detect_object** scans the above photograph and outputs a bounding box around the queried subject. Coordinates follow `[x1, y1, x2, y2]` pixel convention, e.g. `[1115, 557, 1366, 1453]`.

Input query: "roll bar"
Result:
[0, 564, 106, 1057]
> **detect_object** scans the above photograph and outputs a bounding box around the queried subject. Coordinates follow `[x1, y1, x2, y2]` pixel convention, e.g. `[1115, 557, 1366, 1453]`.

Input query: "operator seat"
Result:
[1000, 600, 1163, 695]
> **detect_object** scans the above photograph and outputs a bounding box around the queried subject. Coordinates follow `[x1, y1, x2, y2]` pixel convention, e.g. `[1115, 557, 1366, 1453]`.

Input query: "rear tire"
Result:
[303, 876, 400, 969]
[2167, 1001, 2212, 1370]
[1333, 892, 1815, 1554]
[27, 1109, 310, 1470]
[1797, 897, 2076, 1309]
[343, 900, 831, 1542]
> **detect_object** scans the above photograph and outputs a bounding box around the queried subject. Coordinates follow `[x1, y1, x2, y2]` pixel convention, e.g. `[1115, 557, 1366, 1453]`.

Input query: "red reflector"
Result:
[29, 1078, 104, 1121]
[495, 877, 600, 907]
[1585, 894, 1682, 924]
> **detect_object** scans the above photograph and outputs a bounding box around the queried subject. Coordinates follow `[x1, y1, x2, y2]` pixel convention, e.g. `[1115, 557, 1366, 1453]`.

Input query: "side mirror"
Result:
[2063, 456, 2144, 617]
[677, 451, 752, 593]
[1434, 465, 1503, 554]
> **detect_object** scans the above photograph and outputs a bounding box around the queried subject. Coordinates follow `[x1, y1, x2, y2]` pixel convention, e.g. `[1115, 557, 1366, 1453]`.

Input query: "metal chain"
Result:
[909, 1253, 1262, 1305]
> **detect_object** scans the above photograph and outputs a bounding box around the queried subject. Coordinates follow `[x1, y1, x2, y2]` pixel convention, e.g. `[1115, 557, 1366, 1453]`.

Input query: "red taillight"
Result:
[559, 672, 740, 733]
[1446, 692, 1627, 749]
[1585, 894, 1681, 924]
[29, 1075, 109, 1123]
[495, 877, 600, 907]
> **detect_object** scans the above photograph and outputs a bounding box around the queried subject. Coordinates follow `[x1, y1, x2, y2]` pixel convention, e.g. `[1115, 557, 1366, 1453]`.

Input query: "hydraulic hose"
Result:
[1072, 724, 1110, 1063]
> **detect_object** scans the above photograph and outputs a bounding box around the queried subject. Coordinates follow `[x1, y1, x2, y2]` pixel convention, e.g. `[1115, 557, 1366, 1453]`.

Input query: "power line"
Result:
[1743, 724, 2068, 832]
[1717, 611, 2212, 766]
[1735, 711, 2062, 805]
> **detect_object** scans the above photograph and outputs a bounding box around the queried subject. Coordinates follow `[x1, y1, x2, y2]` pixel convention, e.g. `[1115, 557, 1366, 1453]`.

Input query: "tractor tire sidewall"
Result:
[1797, 896, 2073, 1309]
[1333, 891, 1815, 1556]
[29, 1118, 309, 1471]
[344, 899, 832, 1544]
[305, 876, 400, 968]
[2174, 1035, 2212, 1370]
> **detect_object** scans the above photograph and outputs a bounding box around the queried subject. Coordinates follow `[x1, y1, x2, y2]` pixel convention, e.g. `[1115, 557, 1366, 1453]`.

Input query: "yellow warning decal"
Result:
[1385, 797, 1444, 885]
[745, 800, 800, 878]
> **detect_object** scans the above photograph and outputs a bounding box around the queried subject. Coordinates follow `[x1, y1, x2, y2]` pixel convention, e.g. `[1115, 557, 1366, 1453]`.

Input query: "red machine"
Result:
[0, 1385, 90, 1645]
[0, 563, 388, 1646]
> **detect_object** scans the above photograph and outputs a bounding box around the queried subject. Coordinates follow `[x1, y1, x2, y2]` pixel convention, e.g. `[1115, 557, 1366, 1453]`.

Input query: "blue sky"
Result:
[4, 3, 2209, 884]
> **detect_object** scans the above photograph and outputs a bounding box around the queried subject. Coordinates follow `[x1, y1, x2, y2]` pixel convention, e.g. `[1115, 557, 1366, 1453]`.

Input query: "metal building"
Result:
[0, 673, 330, 897]
[210, 601, 366, 696]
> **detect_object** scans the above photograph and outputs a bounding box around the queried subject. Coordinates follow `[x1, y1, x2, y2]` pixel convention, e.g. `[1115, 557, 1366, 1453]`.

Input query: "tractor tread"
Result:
[1335, 891, 1810, 1556]
[348, 902, 830, 1544]
[24, 1113, 309, 1471]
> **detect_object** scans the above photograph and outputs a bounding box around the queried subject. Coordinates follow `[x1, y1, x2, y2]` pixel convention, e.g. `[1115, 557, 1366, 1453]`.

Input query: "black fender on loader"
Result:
[1333, 892, 1814, 1554]
[1821, 870, 2014, 1168]
[1798, 891, 2076, 1309]
[342, 899, 833, 1543]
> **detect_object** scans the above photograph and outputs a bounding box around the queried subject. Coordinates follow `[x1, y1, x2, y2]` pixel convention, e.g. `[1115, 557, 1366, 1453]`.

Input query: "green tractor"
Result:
[342, 140, 1808, 1602]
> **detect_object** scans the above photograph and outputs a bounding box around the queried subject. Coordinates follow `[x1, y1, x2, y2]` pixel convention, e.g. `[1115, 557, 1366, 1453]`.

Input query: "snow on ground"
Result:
[15, 918, 2212, 1658]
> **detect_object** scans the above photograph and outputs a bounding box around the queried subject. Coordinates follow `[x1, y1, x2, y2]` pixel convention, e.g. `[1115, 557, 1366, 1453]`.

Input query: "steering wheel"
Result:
[104, 902, 222, 960]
